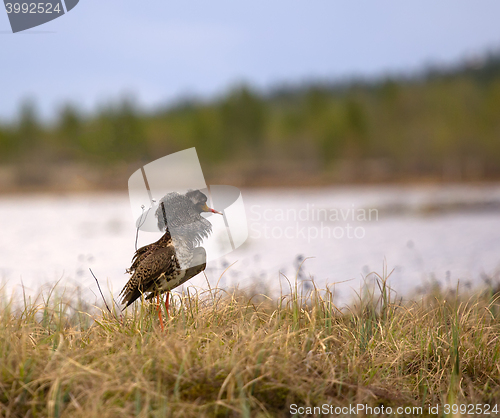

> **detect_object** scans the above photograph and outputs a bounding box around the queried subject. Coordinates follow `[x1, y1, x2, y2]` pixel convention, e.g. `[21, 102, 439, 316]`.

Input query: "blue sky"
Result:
[1, 0, 500, 121]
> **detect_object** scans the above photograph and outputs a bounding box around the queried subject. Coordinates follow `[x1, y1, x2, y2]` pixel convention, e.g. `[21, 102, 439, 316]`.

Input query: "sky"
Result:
[1, 0, 500, 121]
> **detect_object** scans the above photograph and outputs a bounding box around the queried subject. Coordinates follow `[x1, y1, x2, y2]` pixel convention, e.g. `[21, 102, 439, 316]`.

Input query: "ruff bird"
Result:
[120, 190, 221, 327]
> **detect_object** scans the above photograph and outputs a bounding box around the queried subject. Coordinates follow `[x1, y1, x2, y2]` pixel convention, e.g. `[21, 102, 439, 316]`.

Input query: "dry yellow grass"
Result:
[0, 275, 499, 417]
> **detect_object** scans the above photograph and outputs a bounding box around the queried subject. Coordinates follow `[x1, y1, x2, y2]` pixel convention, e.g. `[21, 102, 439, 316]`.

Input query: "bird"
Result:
[119, 189, 221, 328]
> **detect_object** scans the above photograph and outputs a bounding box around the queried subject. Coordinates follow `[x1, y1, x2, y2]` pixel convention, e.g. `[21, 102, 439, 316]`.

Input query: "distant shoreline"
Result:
[1, 161, 500, 195]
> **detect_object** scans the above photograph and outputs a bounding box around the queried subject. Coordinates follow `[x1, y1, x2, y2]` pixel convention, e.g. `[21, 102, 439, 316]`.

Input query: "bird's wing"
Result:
[120, 245, 178, 307]
[145, 247, 207, 300]
[126, 241, 158, 274]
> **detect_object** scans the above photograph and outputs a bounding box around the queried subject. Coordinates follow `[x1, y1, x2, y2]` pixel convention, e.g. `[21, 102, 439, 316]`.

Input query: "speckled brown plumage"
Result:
[119, 230, 179, 307]
[120, 189, 217, 308]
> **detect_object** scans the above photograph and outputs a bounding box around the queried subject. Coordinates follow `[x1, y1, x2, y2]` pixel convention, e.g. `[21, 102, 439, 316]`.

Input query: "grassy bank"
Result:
[1, 276, 499, 417]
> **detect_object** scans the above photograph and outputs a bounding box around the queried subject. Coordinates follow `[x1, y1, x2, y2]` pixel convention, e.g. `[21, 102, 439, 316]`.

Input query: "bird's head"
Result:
[186, 190, 222, 215]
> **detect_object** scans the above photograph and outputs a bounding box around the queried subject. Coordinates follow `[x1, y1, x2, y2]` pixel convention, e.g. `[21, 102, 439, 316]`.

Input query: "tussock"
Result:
[0, 274, 499, 417]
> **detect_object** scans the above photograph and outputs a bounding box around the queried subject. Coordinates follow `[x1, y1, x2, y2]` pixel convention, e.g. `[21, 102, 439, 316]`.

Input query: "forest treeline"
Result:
[1, 54, 500, 188]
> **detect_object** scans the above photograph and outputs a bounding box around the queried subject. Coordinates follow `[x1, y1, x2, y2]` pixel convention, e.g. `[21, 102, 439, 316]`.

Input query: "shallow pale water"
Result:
[1, 184, 499, 304]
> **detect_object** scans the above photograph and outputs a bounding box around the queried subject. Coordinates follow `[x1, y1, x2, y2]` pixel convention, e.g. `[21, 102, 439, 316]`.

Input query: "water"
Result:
[1, 184, 499, 304]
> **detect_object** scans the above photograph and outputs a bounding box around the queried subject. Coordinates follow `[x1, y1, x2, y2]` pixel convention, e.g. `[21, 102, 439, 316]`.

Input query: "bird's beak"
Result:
[201, 203, 223, 215]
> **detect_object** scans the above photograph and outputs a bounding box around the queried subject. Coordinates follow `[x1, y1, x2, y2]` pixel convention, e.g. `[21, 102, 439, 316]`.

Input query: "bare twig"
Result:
[89, 268, 112, 314]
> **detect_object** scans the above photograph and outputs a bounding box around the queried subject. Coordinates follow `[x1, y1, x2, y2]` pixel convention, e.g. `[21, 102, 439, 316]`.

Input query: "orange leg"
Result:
[156, 293, 164, 331]
[165, 291, 170, 318]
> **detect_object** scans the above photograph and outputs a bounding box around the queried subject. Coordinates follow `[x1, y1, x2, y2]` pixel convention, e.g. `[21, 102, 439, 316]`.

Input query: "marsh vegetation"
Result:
[1, 272, 499, 417]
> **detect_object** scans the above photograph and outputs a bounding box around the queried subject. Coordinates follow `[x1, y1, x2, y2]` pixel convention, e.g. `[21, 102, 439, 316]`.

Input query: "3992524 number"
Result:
[5, 3, 62, 14]
[443, 404, 498, 415]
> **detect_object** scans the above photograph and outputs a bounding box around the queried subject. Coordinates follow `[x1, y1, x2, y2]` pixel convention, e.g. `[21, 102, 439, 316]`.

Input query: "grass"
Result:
[0, 272, 499, 418]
